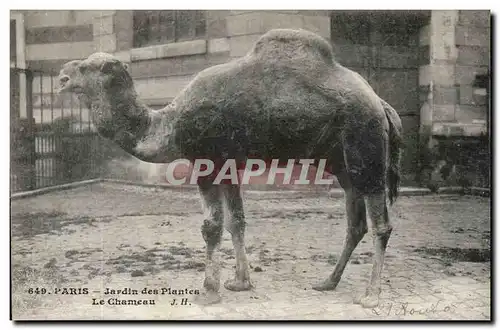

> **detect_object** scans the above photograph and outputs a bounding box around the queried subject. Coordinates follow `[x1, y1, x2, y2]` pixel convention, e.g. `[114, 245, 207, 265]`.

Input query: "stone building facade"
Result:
[10, 10, 490, 186]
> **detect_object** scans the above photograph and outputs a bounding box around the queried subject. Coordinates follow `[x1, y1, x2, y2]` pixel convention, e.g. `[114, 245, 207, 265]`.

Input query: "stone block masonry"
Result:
[417, 10, 490, 136]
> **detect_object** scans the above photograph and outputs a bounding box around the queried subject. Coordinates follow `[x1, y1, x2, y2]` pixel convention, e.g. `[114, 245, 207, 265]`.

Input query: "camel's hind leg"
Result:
[195, 180, 224, 305]
[316, 116, 391, 308]
[343, 120, 392, 308]
[312, 172, 367, 291]
[353, 192, 392, 308]
[221, 184, 252, 291]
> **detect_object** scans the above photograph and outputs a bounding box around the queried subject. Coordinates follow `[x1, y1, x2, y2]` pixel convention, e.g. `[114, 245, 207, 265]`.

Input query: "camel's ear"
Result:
[100, 59, 123, 74]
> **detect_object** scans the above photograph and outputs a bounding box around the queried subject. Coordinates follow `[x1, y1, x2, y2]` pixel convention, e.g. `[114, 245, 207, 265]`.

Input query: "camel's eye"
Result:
[78, 64, 88, 74]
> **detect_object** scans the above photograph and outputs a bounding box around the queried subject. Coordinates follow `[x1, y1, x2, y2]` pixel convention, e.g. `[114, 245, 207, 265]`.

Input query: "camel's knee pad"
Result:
[201, 219, 223, 245]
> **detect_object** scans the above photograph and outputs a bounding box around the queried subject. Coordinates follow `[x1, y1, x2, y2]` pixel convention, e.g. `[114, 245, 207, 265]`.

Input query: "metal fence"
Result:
[10, 67, 107, 193]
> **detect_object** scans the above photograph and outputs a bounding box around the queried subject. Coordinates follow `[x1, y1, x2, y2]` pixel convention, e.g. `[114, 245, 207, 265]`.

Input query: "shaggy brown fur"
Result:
[58, 28, 403, 308]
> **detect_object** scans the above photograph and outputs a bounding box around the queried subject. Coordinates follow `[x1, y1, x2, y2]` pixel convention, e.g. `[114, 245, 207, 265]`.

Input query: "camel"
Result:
[57, 28, 403, 309]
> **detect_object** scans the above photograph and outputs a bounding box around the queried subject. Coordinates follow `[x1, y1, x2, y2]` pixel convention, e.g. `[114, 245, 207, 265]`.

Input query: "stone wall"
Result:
[417, 10, 490, 188]
[418, 10, 489, 137]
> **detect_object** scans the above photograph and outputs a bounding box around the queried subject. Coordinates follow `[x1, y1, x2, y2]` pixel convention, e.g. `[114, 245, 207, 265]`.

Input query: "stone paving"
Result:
[11, 183, 491, 320]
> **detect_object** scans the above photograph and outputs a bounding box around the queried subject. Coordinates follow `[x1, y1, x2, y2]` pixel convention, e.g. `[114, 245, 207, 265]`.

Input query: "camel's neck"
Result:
[92, 89, 178, 163]
[133, 103, 183, 163]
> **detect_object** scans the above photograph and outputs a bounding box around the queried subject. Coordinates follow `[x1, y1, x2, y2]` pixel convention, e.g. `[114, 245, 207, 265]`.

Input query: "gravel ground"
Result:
[11, 182, 491, 320]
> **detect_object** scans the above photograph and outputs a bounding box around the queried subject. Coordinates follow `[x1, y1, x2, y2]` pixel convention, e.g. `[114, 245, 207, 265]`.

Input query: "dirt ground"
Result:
[11, 182, 491, 320]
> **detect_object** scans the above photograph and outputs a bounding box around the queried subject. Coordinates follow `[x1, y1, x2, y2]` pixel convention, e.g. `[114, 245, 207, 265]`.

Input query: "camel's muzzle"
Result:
[57, 75, 83, 95]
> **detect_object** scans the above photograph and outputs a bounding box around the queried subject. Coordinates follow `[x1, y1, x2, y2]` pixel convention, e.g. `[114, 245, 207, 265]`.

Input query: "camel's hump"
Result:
[249, 29, 335, 65]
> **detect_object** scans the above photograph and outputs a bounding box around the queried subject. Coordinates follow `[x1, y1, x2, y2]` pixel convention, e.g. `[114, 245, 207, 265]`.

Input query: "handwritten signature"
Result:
[372, 300, 458, 317]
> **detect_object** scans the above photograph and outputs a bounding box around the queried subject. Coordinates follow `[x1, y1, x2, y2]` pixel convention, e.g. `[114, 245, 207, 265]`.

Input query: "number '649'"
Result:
[28, 288, 47, 294]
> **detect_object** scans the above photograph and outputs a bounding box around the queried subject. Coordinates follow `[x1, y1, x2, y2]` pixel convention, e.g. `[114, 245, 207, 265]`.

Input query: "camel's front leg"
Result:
[222, 184, 252, 291]
[195, 181, 224, 305]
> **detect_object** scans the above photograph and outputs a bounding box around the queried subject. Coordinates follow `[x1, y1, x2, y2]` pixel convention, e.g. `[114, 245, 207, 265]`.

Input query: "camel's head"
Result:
[58, 52, 132, 100]
[57, 60, 84, 94]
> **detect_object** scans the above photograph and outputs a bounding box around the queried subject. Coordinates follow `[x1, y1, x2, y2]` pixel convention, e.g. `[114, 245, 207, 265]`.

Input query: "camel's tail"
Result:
[382, 100, 403, 205]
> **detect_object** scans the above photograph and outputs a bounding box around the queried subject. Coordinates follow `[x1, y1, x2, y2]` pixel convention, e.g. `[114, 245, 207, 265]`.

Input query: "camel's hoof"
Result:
[312, 280, 338, 291]
[353, 292, 380, 308]
[193, 291, 222, 306]
[224, 279, 253, 291]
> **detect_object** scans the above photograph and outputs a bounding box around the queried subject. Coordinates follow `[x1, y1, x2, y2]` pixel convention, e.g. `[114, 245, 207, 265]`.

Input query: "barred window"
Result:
[133, 10, 206, 48]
